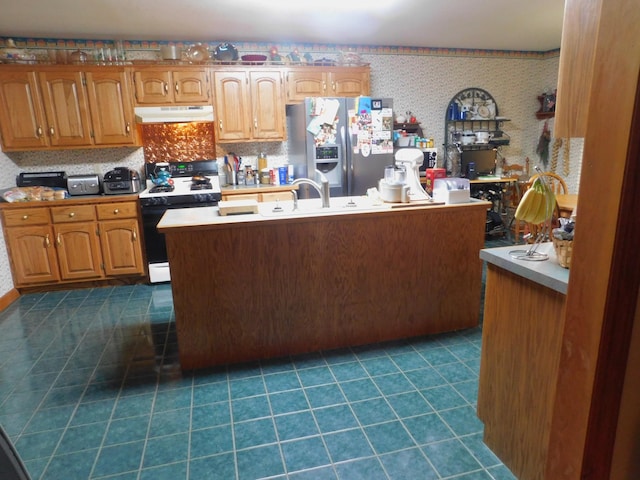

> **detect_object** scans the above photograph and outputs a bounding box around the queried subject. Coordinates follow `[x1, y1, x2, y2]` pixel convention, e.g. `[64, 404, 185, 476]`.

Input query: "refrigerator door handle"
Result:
[340, 124, 353, 196]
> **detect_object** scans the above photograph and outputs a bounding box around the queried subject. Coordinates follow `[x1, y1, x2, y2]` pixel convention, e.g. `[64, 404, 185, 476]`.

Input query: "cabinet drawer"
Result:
[2, 207, 50, 226]
[96, 202, 138, 220]
[50, 205, 96, 223]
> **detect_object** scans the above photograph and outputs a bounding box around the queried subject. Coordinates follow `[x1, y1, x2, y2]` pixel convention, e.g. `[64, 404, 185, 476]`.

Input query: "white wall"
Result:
[0, 46, 579, 299]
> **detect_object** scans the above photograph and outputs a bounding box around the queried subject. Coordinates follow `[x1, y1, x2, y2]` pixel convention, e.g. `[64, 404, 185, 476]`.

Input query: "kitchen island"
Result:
[158, 197, 490, 369]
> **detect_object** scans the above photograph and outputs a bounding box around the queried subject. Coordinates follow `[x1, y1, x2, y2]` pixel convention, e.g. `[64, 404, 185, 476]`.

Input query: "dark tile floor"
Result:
[0, 237, 515, 480]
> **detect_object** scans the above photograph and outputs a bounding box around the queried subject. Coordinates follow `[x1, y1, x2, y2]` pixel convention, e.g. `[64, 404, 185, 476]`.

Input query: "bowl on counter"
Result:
[241, 54, 267, 65]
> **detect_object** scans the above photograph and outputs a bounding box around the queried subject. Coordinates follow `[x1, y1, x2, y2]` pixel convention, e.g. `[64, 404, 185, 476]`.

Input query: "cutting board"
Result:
[389, 200, 445, 208]
[218, 199, 259, 216]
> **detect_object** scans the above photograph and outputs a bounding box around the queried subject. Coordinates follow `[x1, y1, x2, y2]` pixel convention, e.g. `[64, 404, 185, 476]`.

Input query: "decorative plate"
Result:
[213, 43, 239, 63]
[477, 105, 491, 119]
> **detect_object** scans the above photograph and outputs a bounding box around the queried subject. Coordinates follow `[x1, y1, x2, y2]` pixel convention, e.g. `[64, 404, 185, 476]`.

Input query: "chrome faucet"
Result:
[291, 170, 330, 209]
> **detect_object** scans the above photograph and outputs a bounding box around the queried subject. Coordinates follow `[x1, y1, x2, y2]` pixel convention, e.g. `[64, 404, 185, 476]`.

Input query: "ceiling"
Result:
[1, 0, 565, 52]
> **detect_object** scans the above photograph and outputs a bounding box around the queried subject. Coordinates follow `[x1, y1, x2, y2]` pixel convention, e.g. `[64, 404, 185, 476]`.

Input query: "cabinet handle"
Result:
[113, 208, 119, 214]
[132, 229, 137, 241]
[22, 215, 28, 220]
[219, 120, 223, 131]
[56, 233, 61, 245]
[125, 122, 130, 133]
[36, 126, 43, 137]
[254, 118, 258, 129]
[322, 81, 326, 92]
[163, 82, 169, 94]
[331, 81, 336, 92]
[45, 234, 50, 247]
[175, 82, 179, 94]
[49, 126, 55, 136]
[68, 212, 75, 218]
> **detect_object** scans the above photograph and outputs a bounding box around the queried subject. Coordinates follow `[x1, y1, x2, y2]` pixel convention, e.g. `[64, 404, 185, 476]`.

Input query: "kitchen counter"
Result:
[0, 192, 141, 209]
[479, 242, 569, 294]
[477, 242, 569, 480]
[158, 197, 491, 369]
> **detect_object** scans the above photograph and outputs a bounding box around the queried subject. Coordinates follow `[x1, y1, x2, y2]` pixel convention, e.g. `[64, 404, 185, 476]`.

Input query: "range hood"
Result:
[134, 105, 214, 123]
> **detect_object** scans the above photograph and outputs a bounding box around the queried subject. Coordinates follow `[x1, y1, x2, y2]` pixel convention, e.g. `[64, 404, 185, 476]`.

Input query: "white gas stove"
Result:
[138, 160, 222, 207]
[139, 160, 222, 283]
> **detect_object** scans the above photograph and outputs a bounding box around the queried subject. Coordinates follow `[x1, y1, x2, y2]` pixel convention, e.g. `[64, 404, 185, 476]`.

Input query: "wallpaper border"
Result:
[2, 37, 560, 60]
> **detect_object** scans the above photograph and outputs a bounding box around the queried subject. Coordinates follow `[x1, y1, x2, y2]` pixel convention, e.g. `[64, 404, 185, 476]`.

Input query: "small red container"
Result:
[425, 168, 446, 194]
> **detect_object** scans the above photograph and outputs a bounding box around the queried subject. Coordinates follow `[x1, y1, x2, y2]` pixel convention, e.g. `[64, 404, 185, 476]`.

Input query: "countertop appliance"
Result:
[138, 159, 221, 283]
[287, 97, 395, 198]
[16, 171, 67, 189]
[103, 167, 141, 194]
[67, 174, 101, 196]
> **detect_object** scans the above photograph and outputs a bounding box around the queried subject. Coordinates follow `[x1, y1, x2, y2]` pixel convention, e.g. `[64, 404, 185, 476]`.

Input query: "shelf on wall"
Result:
[536, 95, 555, 119]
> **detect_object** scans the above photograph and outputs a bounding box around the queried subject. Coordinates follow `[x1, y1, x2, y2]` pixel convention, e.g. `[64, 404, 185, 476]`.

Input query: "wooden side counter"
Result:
[477, 243, 569, 480]
[158, 199, 490, 370]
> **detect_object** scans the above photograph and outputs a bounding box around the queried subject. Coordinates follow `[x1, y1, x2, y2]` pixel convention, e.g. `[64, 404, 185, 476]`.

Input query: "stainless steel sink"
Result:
[257, 196, 389, 218]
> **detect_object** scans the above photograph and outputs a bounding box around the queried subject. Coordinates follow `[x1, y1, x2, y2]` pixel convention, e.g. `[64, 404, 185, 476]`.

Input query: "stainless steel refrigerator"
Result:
[287, 97, 394, 198]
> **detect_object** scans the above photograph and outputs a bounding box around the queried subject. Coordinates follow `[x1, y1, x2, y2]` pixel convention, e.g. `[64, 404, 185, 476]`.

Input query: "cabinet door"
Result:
[133, 70, 173, 104]
[172, 70, 210, 104]
[5, 225, 60, 285]
[285, 68, 326, 103]
[54, 223, 103, 280]
[38, 70, 93, 147]
[0, 70, 49, 149]
[213, 71, 252, 141]
[250, 71, 285, 140]
[329, 68, 370, 97]
[85, 69, 136, 145]
[99, 219, 144, 276]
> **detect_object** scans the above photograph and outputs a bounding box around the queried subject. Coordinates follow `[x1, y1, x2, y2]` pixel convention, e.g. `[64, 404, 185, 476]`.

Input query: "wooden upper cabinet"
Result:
[213, 69, 285, 142]
[554, 0, 601, 138]
[85, 68, 136, 145]
[0, 70, 49, 149]
[213, 70, 252, 141]
[285, 66, 370, 103]
[132, 68, 210, 105]
[330, 68, 370, 97]
[37, 70, 93, 147]
[249, 70, 285, 140]
[285, 69, 325, 103]
[0, 65, 138, 151]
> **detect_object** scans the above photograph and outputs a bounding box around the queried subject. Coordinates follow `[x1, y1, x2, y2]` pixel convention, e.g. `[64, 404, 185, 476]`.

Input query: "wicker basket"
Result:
[553, 237, 573, 269]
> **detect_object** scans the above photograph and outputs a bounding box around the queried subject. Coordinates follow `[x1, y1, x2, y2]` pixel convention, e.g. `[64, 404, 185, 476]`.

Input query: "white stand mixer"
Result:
[394, 148, 431, 200]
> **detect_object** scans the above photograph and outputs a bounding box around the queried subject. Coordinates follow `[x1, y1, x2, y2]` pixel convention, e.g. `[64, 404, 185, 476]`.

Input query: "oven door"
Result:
[141, 202, 216, 283]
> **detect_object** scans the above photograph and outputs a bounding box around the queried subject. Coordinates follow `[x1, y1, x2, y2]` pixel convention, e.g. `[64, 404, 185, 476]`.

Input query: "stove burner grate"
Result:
[191, 182, 212, 191]
[149, 184, 175, 193]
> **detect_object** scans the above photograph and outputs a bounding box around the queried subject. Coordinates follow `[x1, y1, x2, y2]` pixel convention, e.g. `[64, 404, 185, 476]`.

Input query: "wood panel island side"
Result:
[157, 199, 490, 370]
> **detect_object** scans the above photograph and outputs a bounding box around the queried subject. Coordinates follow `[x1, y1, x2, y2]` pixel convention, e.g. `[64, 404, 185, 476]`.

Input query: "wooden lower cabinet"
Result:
[99, 219, 144, 276]
[1, 199, 145, 288]
[4, 224, 60, 285]
[53, 222, 103, 280]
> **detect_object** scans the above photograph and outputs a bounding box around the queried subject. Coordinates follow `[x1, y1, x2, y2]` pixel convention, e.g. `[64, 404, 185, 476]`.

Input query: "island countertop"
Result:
[157, 197, 486, 231]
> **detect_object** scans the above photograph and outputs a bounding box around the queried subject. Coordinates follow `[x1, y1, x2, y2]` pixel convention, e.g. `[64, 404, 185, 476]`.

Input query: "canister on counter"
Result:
[258, 152, 268, 172]
[278, 166, 288, 185]
[245, 165, 256, 185]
